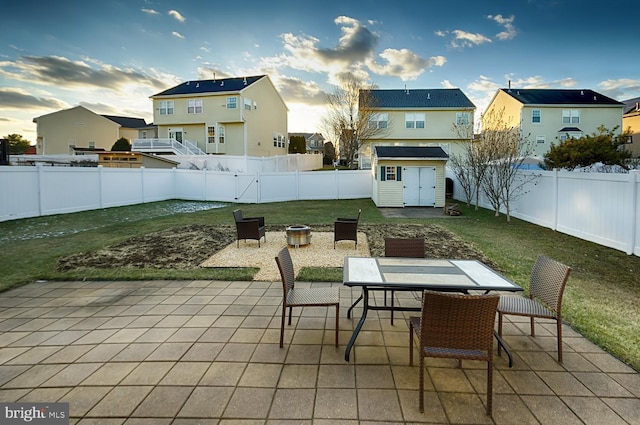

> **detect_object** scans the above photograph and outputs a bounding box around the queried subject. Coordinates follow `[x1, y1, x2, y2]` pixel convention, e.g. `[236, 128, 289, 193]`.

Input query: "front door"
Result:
[403, 167, 436, 207]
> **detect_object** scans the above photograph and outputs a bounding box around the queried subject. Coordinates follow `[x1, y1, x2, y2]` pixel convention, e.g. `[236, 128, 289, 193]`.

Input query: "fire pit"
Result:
[286, 225, 311, 248]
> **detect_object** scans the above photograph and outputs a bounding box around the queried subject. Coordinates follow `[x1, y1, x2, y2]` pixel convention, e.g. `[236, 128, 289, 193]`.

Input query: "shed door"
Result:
[403, 167, 436, 207]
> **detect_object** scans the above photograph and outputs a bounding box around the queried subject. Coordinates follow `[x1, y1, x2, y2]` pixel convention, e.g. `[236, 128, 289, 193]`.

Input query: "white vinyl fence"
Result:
[0, 166, 371, 222]
[2, 165, 639, 257]
[447, 169, 640, 256]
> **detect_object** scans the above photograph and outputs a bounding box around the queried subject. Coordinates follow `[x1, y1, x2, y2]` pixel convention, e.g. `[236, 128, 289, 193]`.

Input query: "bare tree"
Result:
[321, 73, 385, 167]
[450, 122, 493, 209]
[479, 107, 538, 221]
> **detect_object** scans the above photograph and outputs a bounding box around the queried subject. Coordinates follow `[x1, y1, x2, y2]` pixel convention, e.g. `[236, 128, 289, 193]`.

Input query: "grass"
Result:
[1, 199, 638, 371]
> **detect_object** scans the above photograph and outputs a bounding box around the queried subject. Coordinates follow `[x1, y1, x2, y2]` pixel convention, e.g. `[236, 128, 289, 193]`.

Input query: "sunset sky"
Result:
[1, 0, 638, 143]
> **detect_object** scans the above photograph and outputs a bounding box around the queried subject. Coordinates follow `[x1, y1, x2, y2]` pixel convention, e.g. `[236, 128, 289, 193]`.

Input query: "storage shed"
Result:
[372, 146, 449, 207]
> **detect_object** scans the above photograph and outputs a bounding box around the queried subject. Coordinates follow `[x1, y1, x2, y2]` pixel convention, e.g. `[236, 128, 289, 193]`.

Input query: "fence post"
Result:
[552, 168, 559, 231]
[140, 166, 146, 204]
[36, 164, 44, 216]
[627, 170, 638, 255]
[98, 165, 104, 208]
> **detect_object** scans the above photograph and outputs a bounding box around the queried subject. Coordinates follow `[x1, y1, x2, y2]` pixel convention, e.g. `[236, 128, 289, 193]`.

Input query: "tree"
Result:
[4, 134, 32, 154]
[450, 122, 493, 209]
[323, 141, 336, 165]
[543, 126, 632, 170]
[321, 73, 386, 167]
[111, 137, 131, 151]
[288, 135, 307, 154]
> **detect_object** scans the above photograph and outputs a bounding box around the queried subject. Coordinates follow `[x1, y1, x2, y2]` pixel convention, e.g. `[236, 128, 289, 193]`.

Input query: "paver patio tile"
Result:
[132, 385, 193, 417]
[120, 362, 174, 385]
[314, 388, 358, 419]
[317, 364, 355, 388]
[224, 387, 275, 418]
[562, 396, 628, 425]
[439, 392, 492, 424]
[278, 364, 317, 388]
[77, 343, 127, 362]
[44, 362, 103, 386]
[573, 371, 634, 397]
[356, 388, 403, 422]
[492, 394, 540, 424]
[3, 363, 66, 388]
[111, 343, 160, 361]
[216, 343, 257, 362]
[145, 342, 192, 361]
[397, 389, 447, 423]
[429, 366, 475, 393]
[602, 397, 640, 425]
[239, 363, 282, 387]
[53, 385, 113, 417]
[177, 386, 234, 418]
[536, 371, 593, 396]
[4, 345, 58, 365]
[501, 370, 554, 395]
[81, 362, 138, 386]
[269, 388, 315, 419]
[182, 342, 224, 361]
[200, 362, 246, 386]
[160, 361, 210, 385]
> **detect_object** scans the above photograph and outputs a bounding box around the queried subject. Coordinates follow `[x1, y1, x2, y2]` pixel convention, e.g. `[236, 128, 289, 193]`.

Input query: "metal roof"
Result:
[365, 89, 475, 109]
[501, 89, 622, 106]
[153, 75, 265, 96]
[374, 146, 449, 160]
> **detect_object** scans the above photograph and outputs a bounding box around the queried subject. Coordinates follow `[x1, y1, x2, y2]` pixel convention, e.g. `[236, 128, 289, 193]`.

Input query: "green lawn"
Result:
[1, 199, 638, 371]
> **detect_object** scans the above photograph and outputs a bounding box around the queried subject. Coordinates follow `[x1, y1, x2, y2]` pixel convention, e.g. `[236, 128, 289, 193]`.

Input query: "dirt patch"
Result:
[57, 223, 498, 272]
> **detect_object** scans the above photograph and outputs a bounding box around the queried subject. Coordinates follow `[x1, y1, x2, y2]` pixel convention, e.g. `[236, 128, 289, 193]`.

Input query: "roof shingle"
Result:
[365, 89, 475, 109]
[153, 75, 265, 96]
[501, 88, 622, 106]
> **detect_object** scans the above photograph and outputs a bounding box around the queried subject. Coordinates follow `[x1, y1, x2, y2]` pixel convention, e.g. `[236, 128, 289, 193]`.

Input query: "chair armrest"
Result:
[243, 216, 265, 227]
[336, 218, 357, 222]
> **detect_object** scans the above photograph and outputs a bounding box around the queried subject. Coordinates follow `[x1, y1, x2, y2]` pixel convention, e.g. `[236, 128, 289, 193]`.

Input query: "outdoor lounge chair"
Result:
[384, 238, 425, 325]
[275, 247, 340, 348]
[334, 208, 361, 248]
[233, 208, 266, 247]
[497, 255, 572, 363]
[409, 290, 500, 416]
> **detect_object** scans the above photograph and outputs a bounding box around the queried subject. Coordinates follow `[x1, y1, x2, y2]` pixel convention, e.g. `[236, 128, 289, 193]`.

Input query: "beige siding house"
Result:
[360, 89, 475, 168]
[483, 89, 624, 157]
[150, 75, 288, 156]
[33, 106, 148, 155]
[622, 98, 640, 157]
[372, 146, 449, 208]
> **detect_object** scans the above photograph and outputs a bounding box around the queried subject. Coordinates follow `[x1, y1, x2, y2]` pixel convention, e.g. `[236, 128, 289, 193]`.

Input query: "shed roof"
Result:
[500, 89, 622, 106]
[365, 89, 475, 109]
[102, 115, 148, 128]
[375, 146, 449, 160]
[153, 75, 265, 96]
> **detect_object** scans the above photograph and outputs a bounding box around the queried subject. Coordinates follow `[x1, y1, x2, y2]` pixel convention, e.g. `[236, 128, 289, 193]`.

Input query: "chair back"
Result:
[529, 255, 572, 311]
[275, 247, 295, 298]
[385, 238, 425, 258]
[233, 209, 243, 223]
[420, 290, 499, 355]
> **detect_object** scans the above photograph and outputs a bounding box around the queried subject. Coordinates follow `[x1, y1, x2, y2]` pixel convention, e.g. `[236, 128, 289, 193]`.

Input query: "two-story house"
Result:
[288, 132, 325, 155]
[622, 97, 640, 157]
[483, 88, 624, 157]
[359, 88, 476, 168]
[32, 106, 149, 154]
[149, 75, 288, 156]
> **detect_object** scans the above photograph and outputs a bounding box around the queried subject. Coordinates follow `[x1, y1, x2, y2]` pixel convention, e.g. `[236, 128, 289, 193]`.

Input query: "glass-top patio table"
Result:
[342, 257, 523, 362]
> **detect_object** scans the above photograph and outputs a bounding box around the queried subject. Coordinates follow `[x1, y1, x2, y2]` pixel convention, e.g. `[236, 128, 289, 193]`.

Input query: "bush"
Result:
[111, 137, 131, 151]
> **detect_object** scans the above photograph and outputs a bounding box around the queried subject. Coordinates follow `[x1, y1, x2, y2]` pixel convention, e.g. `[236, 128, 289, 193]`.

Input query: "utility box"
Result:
[0, 139, 9, 165]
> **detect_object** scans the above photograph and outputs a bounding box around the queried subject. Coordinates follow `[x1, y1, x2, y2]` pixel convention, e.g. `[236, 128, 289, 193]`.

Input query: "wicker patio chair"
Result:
[275, 247, 340, 348]
[334, 209, 361, 249]
[384, 238, 425, 325]
[233, 208, 266, 247]
[497, 255, 572, 363]
[409, 290, 500, 416]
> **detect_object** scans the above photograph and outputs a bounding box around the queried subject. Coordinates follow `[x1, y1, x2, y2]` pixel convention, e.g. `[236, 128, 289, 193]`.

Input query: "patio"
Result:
[0, 279, 638, 424]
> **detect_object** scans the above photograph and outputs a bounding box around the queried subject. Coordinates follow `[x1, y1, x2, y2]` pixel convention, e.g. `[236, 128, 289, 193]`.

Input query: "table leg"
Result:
[494, 331, 513, 368]
[345, 288, 369, 361]
[347, 292, 363, 319]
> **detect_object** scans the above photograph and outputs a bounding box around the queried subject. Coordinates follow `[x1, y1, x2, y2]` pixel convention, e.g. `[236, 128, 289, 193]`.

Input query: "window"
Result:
[273, 132, 285, 148]
[226, 97, 237, 109]
[218, 126, 225, 144]
[562, 109, 580, 124]
[532, 109, 541, 123]
[368, 113, 388, 129]
[253, 101, 258, 110]
[456, 112, 470, 125]
[159, 100, 174, 115]
[244, 98, 252, 111]
[187, 99, 203, 114]
[207, 126, 215, 143]
[89, 141, 95, 149]
[536, 135, 545, 144]
[405, 113, 425, 129]
[380, 166, 402, 181]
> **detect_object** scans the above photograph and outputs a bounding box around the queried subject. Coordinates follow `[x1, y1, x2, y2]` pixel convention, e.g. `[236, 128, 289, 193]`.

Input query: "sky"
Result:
[1, 0, 639, 143]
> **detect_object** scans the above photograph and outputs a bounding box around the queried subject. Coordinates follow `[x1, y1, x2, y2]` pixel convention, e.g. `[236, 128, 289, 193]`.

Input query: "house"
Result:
[622, 97, 640, 157]
[483, 88, 624, 157]
[372, 146, 449, 208]
[148, 75, 288, 156]
[359, 88, 475, 168]
[288, 132, 325, 155]
[32, 106, 150, 155]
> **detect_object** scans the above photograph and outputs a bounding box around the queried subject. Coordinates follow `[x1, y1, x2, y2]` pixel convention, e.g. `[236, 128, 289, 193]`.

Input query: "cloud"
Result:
[597, 78, 640, 99]
[168, 10, 186, 22]
[437, 29, 491, 49]
[275, 76, 327, 106]
[0, 87, 67, 110]
[141, 8, 159, 15]
[276, 16, 444, 83]
[0, 55, 167, 93]
[441, 80, 456, 88]
[172, 31, 185, 39]
[488, 14, 517, 40]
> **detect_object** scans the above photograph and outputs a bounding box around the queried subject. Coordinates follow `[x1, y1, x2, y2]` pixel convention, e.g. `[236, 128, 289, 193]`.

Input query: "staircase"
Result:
[132, 138, 207, 155]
